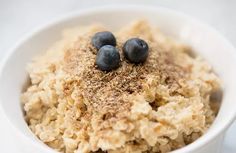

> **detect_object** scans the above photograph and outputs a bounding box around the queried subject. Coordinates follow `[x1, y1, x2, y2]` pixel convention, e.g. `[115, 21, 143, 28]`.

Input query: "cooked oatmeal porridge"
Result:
[21, 20, 221, 153]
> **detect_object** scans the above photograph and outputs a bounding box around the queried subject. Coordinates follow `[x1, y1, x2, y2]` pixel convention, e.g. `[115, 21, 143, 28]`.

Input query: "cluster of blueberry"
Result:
[92, 31, 149, 71]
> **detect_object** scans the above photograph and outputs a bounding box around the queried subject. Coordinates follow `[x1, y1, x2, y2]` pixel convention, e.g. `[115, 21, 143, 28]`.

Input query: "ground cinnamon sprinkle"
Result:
[21, 20, 221, 153]
[63, 32, 186, 118]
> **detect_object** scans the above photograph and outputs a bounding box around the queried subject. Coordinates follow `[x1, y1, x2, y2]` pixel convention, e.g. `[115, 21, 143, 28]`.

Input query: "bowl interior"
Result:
[0, 6, 236, 152]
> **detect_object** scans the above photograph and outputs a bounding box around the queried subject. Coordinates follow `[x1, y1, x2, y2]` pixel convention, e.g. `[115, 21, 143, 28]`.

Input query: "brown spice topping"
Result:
[63, 33, 186, 117]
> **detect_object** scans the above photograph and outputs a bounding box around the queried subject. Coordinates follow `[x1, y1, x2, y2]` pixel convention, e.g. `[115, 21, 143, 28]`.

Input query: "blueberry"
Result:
[123, 38, 149, 63]
[96, 45, 120, 71]
[92, 31, 116, 49]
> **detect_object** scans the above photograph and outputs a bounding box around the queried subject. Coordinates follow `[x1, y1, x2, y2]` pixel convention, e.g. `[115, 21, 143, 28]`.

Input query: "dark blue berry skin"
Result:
[123, 38, 149, 63]
[92, 31, 116, 49]
[96, 45, 120, 71]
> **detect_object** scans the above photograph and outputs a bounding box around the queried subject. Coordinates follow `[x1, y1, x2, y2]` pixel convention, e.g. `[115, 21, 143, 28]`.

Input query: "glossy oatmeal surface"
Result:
[21, 20, 220, 153]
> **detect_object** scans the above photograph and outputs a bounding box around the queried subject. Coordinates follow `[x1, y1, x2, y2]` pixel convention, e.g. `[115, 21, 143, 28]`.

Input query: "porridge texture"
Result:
[21, 20, 221, 153]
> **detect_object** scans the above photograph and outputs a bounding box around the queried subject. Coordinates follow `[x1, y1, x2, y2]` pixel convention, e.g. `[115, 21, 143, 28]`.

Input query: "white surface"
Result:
[0, 0, 236, 152]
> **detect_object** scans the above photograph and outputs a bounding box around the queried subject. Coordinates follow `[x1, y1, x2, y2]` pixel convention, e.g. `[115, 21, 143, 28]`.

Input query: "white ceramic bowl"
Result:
[0, 5, 236, 153]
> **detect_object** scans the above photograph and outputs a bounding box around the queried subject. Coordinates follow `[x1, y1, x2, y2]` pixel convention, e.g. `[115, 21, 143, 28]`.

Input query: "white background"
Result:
[0, 0, 236, 152]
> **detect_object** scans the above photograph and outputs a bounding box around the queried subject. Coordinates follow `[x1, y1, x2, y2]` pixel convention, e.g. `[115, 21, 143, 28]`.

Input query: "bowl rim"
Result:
[0, 4, 236, 153]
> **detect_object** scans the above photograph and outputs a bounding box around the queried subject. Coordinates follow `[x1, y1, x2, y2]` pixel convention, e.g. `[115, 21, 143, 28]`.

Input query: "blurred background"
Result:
[0, 0, 235, 152]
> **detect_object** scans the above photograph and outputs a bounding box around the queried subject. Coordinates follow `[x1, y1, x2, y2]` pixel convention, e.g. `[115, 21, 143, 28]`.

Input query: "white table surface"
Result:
[0, 0, 235, 152]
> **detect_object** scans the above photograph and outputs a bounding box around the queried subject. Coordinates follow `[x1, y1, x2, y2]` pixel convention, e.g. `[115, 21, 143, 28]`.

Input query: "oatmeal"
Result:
[21, 20, 221, 153]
